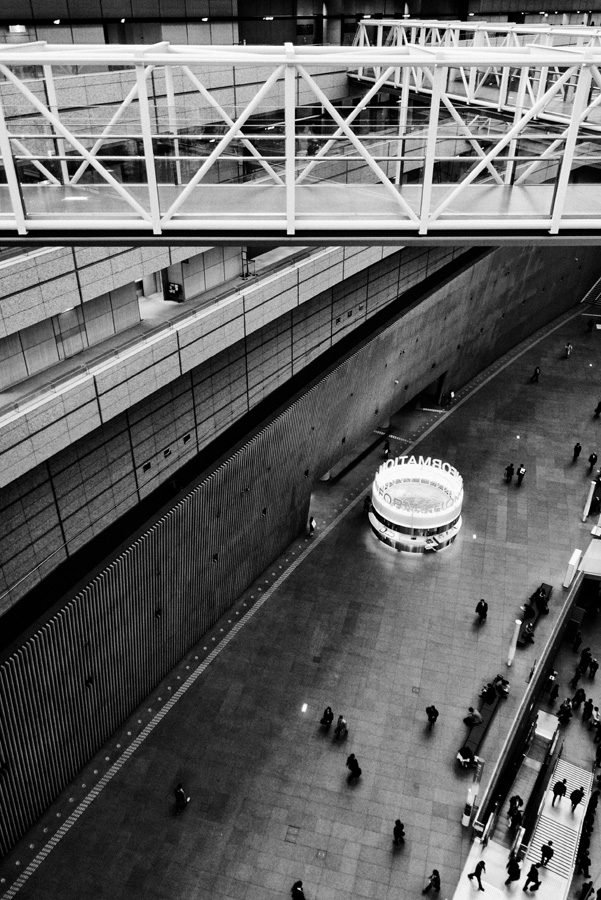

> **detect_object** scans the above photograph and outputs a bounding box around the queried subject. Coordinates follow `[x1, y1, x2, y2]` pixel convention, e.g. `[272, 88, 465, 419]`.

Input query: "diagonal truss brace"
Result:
[425, 66, 575, 226]
[161, 65, 286, 223]
[296, 65, 420, 223]
[0, 64, 152, 223]
[180, 65, 285, 186]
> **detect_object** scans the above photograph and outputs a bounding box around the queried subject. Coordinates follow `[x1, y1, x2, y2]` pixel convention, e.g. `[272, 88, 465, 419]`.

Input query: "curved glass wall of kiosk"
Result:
[368, 455, 463, 553]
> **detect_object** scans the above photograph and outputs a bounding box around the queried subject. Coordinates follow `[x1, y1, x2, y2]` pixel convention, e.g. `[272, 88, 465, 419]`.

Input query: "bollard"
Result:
[507, 619, 522, 667]
[462, 788, 473, 826]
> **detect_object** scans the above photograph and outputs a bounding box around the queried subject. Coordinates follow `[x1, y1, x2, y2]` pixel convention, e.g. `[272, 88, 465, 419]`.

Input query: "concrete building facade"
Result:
[1, 2, 601, 861]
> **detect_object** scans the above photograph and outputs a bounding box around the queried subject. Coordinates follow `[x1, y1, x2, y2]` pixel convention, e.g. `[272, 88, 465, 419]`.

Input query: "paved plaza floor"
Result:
[1, 305, 601, 900]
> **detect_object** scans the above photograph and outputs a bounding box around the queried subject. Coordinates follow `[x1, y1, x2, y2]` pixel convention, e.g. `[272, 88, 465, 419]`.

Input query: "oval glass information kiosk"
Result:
[368, 454, 463, 553]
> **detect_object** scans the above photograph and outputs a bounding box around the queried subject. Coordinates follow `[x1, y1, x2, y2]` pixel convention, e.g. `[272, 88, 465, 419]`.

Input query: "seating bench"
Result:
[457, 692, 502, 765]
[517, 582, 552, 647]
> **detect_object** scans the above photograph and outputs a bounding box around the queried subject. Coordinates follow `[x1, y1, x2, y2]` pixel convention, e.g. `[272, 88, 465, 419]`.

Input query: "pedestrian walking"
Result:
[346, 753, 361, 781]
[426, 705, 439, 728]
[393, 819, 405, 845]
[578, 881, 594, 899]
[583, 698, 594, 722]
[552, 778, 567, 805]
[574, 442, 583, 461]
[467, 859, 486, 891]
[174, 782, 190, 815]
[421, 869, 441, 894]
[530, 366, 541, 383]
[504, 857, 521, 886]
[291, 880, 306, 900]
[591, 659, 599, 679]
[581, 647, 593, 669]
[595, 401, 601, 419]
[574, 630, 584, 653]
[565, 342, 573, 358]
[540, 840, 554, 866]
[570, 666, 584, 688]
[523, 863, 541, 892]
[595, 743, 601, 767]
[505, 462, 515, 483]
[320, 706, 333, 730]
[576, 852, 592, 877]
[573, 688, 587, 709]
[590, 452, 598, 473]
[383, 438, 390, 459]
[517, 464, 526, 486]
[475, 598, 488, 624]
[308, 516, 316, 535]
[333, 715, 348, 741]
[591, 706, 601, 732]
[549, 683, 560, 703]
[571, 786, 585, 812]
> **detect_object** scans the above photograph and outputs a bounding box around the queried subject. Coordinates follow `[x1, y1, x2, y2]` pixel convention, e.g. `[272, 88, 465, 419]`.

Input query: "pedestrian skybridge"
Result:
[2, 35, 601, 246]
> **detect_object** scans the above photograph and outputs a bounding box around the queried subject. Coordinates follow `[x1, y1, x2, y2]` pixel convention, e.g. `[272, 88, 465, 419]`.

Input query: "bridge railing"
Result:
[1, 41, 601, 239]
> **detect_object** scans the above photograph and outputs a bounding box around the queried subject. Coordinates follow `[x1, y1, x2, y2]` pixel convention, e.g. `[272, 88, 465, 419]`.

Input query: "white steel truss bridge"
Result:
[1, 37, 601, 246]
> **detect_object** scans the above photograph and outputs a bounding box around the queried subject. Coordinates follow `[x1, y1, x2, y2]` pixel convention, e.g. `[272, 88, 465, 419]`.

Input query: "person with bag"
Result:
[393, 819, 405, 845]
[174, 782, 190, 815]
[346, 753, 362, 781]
[422, 869, 441, 894]
[333, 715, 348, 741]
[475, 598, 488, 624]
[291, 880, 306, 899]
[426, 705, 439, 729]
[320, 706, 333, 730]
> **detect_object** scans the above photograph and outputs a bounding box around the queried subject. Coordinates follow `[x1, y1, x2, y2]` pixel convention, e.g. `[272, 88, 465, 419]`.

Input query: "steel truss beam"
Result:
[0, 34, 600, 242]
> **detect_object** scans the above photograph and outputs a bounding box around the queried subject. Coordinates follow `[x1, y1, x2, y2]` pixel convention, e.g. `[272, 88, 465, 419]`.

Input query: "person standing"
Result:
[595, 400, 601, 419]
[346, 753, 361, 781]
[530, 366, 541, 383]
[589, 452, 598, 473]
[517, 464, 526, 486]
[475, 599, 488, 624]
[426, 705, 439, 729]
[523, 863, 541, 892]
[308, 516, 316, 535]
[291, 880, 306, 900]
[504, 857, 521, 886]
[540, 840, 554, 866]
[549, 682, 560, 704]
[590, 658, 599, 679]
[467, 859, 486, 891]
[422, 869, 441, 894]
[571, 786, 585, 812]
[509, 795, 523, 815]
[573, 630, 584, 653]
[552, 778, 567, 805]
[509, 807, 523, 830]
[505, 462, 515, 483]
[565, 342, 573, 358]
[393, 819, 405, 845]
[574, 442, 583, 462]
[320, 706, 333, 730]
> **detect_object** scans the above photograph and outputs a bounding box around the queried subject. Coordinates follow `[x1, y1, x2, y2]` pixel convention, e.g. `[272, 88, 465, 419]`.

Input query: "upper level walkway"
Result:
[2, 37, 601, 245]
